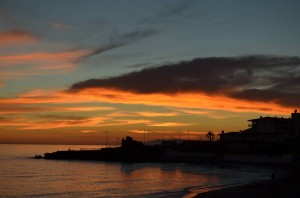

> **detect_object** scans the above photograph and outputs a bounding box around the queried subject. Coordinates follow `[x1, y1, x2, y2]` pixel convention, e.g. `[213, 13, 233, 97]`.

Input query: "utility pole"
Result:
[105, 131, 108, 148]
[143, 129, 145, 144]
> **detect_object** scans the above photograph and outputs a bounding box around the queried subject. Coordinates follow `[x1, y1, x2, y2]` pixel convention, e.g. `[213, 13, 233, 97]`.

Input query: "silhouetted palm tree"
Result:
[206, 131, 214, 141]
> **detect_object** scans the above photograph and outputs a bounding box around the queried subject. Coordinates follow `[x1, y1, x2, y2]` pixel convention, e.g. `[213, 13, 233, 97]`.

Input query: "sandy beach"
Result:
[193, 167, 300, 198]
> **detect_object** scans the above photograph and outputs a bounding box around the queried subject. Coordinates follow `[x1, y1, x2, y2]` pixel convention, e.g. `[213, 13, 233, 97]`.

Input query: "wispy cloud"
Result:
[158, 0, 193, 18]
[0, 103, 114, 115]
[61, 106, 114, 112]
[172, 108, 237, 119]
[140, 0, 194, 25]
[0, 3, 160, 79]
[16, 116, 106, 130]
[106, 111, 178, 118]
[171, 108, 208, 116]
[0, 86, 290, 115]
[113, 119, 151, 125]
[0, 106, 153, 130]
[148, 122, 194, 127]
[106, 112, 135, 117]
[0, 50, 90, 67]
[77, 0, 192, 60]
[0, 104, 51, 114]
[38, 114, 88, 121]
[127, 129, 147, 134]
[0, 49, 92, 79]
[0, 115, 122, 130]
[137, 111, 178, 117]
[81, 29, 158, 59]
[50, 21, 74, 30]
[0, 29, 37, 46]
[80, 130, 97, 133]
[0, 116, 6, 120]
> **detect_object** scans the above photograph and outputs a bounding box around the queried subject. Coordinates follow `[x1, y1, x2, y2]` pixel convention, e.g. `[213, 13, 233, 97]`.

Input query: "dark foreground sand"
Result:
[194, 168, 300, 198]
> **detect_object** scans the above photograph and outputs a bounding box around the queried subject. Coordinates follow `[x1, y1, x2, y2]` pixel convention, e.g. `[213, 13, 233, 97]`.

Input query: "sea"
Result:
[0, 144, 273, 198]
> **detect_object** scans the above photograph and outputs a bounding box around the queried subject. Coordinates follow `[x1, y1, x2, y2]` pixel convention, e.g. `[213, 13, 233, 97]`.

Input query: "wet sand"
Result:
[194, 168, 300, 198]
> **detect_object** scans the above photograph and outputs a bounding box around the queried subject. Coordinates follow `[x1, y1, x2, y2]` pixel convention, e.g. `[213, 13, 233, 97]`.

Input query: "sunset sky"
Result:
[1, 0, 300, 144]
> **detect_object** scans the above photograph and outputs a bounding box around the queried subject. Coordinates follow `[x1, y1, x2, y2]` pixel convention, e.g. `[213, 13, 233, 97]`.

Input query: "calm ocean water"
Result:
[0, 144, 271, 198]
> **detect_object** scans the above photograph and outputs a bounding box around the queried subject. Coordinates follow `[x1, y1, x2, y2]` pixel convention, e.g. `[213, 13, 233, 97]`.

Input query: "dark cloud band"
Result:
[69, 55, 300, 107]
[81, 29, 158, 59]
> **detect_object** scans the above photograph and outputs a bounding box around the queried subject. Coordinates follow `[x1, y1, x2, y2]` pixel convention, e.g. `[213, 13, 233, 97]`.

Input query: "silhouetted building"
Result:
[220, 110, 300, 144]
[121, 136, 143, 148]
[292, 109, 300, 138]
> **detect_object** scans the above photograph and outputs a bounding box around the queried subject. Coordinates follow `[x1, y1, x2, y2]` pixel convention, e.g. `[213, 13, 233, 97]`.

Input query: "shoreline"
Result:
[192, 167, 300, 198]
[184, 180, 262, 198]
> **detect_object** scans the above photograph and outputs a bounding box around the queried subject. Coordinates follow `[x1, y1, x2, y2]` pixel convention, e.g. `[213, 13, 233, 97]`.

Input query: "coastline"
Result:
[192, 167, 300, 198]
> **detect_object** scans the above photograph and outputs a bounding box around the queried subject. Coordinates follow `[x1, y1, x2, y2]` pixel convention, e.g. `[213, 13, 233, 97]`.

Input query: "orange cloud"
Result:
[0, 87, 292, 115]
[0, 87, 292, 132]
[0, 30, 37, 46]
[0, 50, 90, 67]
[0, 70, 43, 80]
[0, 105, 49, 114]
[80, 130, 97, 133]
[148, 122, 193, 127]
[173, 109, 209, 115]
[137, 112, 178, 117]
[19, 117, 152, 130]
[0, 50, 92, 79]
[0, 109, 152, 130]
[16, 116, 106, 130]
[61, 106, 114, 112]
[106, 112, 135, 117]
[114, 119, 151, 125]
[72, 88, 291, 115]
[127, 129, 147, 134]
[126, 129, 188, 135]
[0, 103, 114, 114]
[171, 108, 239, 119]
[105, 111, 178, 118]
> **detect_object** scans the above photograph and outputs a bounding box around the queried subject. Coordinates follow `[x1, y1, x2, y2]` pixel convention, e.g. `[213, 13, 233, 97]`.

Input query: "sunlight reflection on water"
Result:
[0, 144, 270, 197]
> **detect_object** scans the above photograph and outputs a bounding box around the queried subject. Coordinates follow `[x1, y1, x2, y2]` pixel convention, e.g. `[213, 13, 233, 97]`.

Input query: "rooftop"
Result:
[248, 116, 291, 122]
